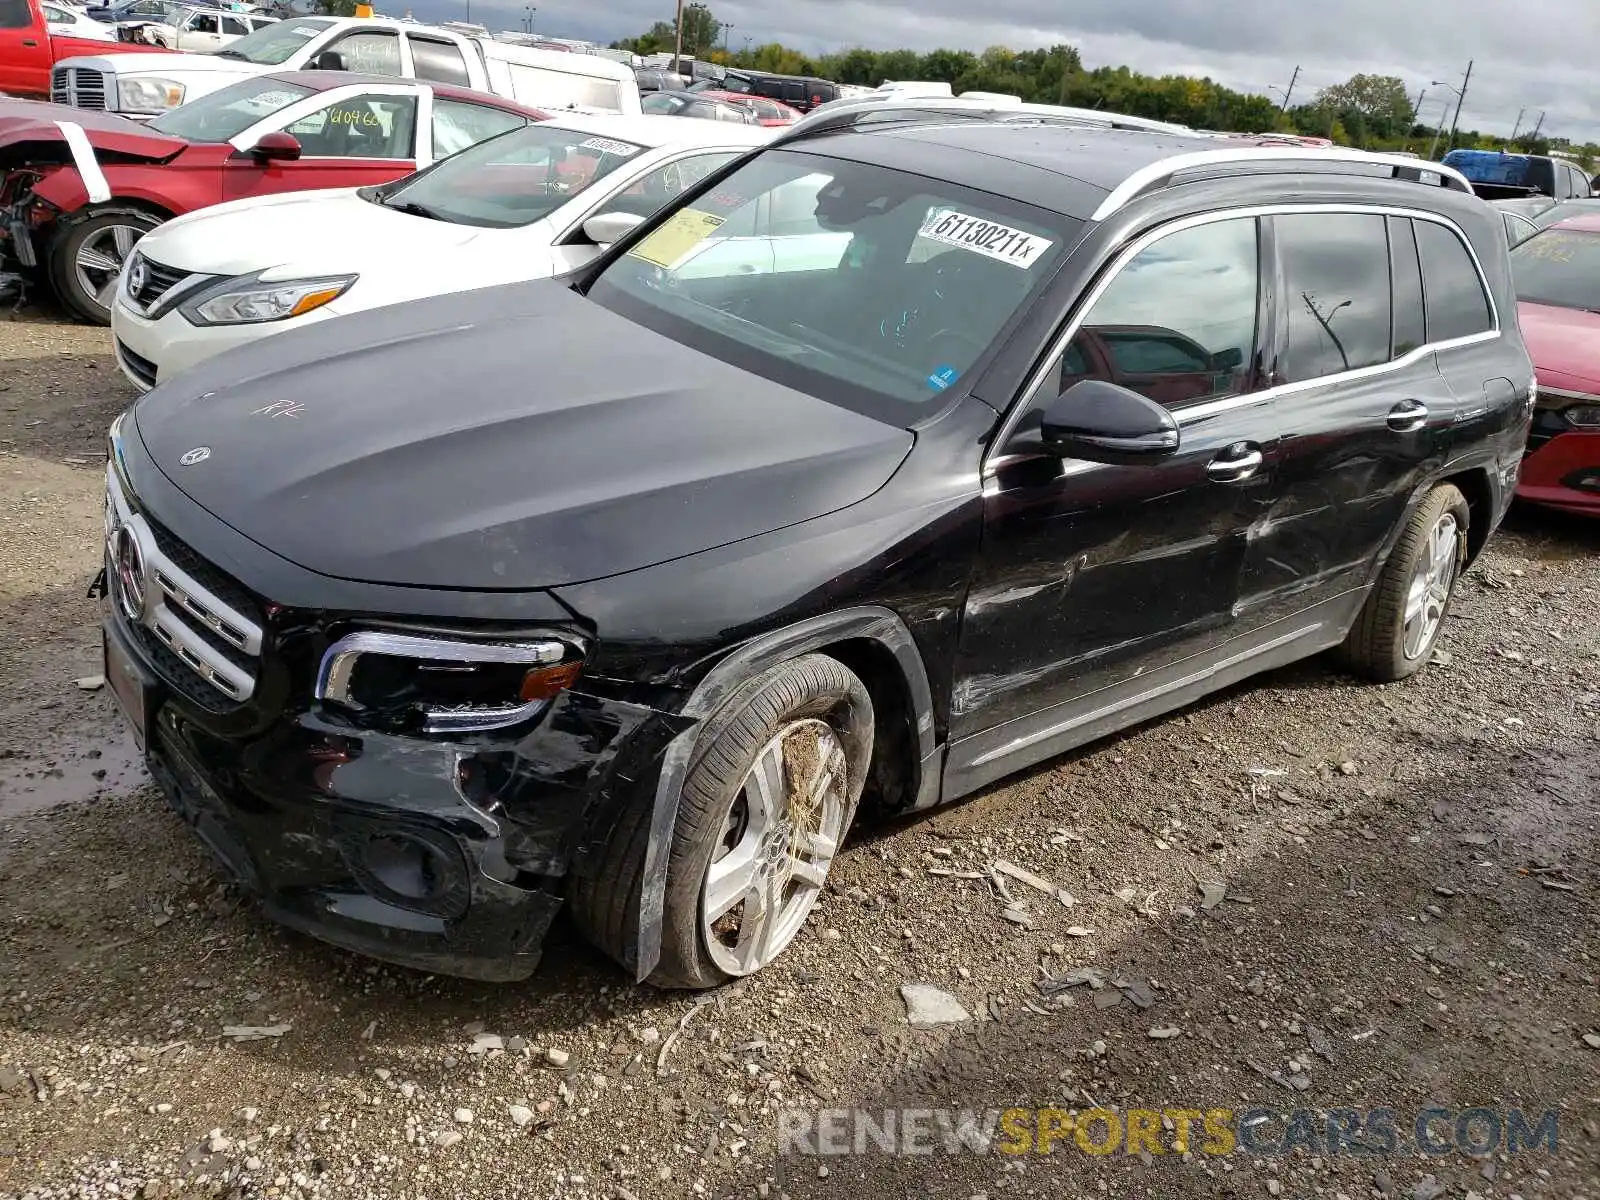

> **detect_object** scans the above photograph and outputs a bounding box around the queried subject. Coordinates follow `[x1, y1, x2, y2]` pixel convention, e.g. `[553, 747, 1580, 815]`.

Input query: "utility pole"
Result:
[1445, 59, 1472, 152]
[1426, 92, 1452, 160]
[1510, 107, 1525, 141]
[1277, 64, 1300, 113]
[671, 0, 684, 75]
[719, 20, 731, 52]
[1409, 88, 1426, 153]
[1527, 110, 1546, 147]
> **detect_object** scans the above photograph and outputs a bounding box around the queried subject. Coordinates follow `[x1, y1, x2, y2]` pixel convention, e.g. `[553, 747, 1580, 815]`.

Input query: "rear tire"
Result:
[571, 654, 873, 989]
[1339, 483, 1469, 681]
[47, 205, 165, 325]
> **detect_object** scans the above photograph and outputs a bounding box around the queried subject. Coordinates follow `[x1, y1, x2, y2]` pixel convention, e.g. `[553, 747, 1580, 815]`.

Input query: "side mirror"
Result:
[309, 49, 345, 70]
[582, 211, 643, 246]
[1039, 379, 1180, 463]
[249, 130, 302, 162]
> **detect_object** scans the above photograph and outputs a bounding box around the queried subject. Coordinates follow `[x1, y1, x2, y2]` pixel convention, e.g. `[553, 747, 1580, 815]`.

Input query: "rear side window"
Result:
[1388, 216, 1424, 357]
[430, 98, 525, 158]
[1276, 213, 1391, 382]
[0, 0, 29, 28]
[1415, 219, 1493, 342]
[409, 36, 470, 86]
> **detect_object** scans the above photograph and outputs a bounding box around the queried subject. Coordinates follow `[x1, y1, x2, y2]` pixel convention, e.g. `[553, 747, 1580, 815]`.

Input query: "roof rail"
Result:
[1090, 148, 1475, 221]
[775, 94, 1173, 146]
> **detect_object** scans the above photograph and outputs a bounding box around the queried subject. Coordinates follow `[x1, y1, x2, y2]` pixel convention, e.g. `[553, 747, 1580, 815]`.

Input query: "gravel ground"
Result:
[1, 308, 1597, 1200]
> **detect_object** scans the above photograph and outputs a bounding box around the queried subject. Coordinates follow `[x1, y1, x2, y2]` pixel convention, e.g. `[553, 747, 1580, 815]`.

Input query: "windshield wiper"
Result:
[211, 49, 248, 58]
[385, 200, 450, 222]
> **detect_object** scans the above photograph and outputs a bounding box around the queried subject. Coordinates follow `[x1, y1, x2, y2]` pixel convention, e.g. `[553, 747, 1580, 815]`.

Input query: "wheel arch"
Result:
[631, 606, 940, 981]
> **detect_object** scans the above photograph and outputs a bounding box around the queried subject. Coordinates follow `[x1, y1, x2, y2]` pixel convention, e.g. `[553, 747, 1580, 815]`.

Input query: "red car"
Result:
[1509, 214, 1600, 516]
[1, 71, 545, 322]
[694, 90, 802, 127]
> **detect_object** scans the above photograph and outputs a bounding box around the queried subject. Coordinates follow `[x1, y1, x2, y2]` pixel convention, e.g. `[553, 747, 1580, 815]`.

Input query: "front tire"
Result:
[47, 205, 165, 325]
[572, 654, 874, 989]
[1339, 483, 1469, 681]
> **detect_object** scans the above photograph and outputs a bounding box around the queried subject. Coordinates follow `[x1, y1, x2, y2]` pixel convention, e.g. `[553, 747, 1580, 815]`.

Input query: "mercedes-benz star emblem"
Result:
[179, 446, 211, 466]
[127, 259, 147, 299]
[113, 525, 147, 622]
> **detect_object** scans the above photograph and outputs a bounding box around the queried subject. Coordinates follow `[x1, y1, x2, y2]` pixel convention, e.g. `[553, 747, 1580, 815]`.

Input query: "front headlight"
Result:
[117, 76, 185, 112]
[179, 274, 356, 327]
[315, 630, 586, 734]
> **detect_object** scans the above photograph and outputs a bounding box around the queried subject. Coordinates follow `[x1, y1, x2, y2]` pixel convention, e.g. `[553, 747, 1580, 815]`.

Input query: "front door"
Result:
[947, 214, 1277, 793]
[223, 92, 420, 203]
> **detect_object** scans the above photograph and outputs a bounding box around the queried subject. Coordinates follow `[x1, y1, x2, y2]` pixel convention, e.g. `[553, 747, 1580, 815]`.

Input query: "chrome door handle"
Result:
[1387, 399, 1428, 432]
[1207, 446, 1263, 483]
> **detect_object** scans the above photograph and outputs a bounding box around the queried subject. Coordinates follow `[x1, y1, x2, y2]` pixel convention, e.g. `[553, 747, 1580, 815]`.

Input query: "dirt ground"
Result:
[0, 307, 1597, 1200]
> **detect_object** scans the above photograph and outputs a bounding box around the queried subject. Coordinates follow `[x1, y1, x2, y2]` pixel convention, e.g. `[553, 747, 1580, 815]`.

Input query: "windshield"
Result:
[209, 17, 329, 63]
[642, 93, 688, 114]
[147, 77, 312, 141]
[697, 74, 749, 94]
[1510, 226, 1600, 311]
[1535, 200, 1600, 231]
[588, 150, 1077, 425]
[377, 123, 647, 229]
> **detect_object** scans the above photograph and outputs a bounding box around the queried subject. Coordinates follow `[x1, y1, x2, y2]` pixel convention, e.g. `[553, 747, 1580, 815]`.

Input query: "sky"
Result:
[411, 0, 1600, 144]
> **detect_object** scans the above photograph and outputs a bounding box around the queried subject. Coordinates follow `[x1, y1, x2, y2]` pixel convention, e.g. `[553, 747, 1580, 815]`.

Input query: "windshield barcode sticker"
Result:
[917, 208, 1054, 267]
[580, 136, 641, 157]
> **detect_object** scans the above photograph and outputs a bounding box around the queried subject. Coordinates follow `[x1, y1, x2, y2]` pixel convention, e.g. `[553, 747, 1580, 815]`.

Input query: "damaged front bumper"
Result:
[105, 603, 689, 981]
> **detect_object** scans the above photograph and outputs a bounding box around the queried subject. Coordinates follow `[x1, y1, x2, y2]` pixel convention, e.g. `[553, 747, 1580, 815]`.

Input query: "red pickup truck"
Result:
[1, 0, 163, 100]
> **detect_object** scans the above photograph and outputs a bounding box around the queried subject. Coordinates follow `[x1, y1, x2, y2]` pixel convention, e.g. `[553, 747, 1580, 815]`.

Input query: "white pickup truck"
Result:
[50, 15, 642, 119]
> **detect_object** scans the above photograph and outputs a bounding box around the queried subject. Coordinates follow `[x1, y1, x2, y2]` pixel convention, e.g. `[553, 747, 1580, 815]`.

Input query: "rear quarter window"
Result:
[1414, 219, 1494, 342]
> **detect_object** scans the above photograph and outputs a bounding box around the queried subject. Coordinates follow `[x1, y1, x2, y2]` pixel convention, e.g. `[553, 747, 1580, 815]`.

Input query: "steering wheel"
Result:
[877, 252, 984, 356]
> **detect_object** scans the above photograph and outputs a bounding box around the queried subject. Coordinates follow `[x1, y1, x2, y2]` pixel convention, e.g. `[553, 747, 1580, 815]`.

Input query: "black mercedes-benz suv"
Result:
[100, 105, 1535, 988]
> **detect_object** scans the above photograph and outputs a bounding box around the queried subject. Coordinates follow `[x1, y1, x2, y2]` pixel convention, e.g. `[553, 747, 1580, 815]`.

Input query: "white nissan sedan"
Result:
[111, 114, 772, 390]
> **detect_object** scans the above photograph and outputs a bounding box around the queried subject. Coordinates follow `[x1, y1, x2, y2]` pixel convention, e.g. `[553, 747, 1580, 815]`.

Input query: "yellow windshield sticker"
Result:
[627, 208, 725, 270]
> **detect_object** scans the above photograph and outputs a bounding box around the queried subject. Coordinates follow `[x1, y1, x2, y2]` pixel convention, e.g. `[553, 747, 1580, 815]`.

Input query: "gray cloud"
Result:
[431, 0, 1600, 142]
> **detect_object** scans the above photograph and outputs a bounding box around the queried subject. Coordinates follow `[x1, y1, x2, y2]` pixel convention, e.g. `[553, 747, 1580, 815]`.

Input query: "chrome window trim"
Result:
[984, 202, 1501, 478]
[1089, 148, 1474, 222]
[1539, 386, 1600, 403]
[316, 630, 571, 733]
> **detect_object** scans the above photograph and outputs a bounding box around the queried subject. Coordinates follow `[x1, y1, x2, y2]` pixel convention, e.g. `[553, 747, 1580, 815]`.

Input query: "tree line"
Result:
[618, 7, 1596, 166]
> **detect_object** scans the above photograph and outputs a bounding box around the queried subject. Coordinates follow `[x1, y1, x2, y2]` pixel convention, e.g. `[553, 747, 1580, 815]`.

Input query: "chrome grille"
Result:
[52, 66, 111, 110]
[106, 466, 262, 704]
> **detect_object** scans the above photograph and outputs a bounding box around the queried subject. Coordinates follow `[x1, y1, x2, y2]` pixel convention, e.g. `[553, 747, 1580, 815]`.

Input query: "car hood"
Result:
[0, 97, 186, 159]
[69, 50, 258, 76]
[131, 280, 914, 590]
[1518, 301, 1600, 395]
[139, 187, 495, 281]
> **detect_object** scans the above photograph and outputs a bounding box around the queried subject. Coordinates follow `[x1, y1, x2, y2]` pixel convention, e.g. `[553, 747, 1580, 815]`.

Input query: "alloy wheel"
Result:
[1402, 511, 1460, 660]
[700, 718, 848, 975]
[74, 223, 142, 310]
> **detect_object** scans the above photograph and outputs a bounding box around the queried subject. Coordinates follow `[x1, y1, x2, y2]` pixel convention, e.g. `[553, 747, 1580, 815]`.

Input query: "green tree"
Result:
[1314, 74, 1414, 141]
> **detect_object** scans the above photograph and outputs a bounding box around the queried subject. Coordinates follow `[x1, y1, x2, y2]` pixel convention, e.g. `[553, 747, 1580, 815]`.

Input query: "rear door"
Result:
[224, 88, 422, 202]
[0, 0, 52, 97]
[1247, 210, 1454, 627]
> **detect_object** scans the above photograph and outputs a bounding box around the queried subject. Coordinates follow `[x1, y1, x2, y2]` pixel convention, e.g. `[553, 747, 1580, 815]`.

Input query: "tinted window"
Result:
[325, 30, 401, 75]
[590, 150, 1077, 424]
[430, 98, 526, 157]
[207, 18, 329, 65]
[220, 15, 248, 34]
[1416, 220, 1493, 341]
[1388, 217, 1424, 357]
[409, 36, 470, 86]
[589, 152, 738, 221]
[1509, 226, 1600, 312]
[287, 94, 417, 158]
[189, 12, 219, 32]
[1050, 217, 1259, 409]
[379, 122, 644, 228]
[146, 77, 313, 141]
[0, 0, 29, 28]
[1276, 213, 1391, 382]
